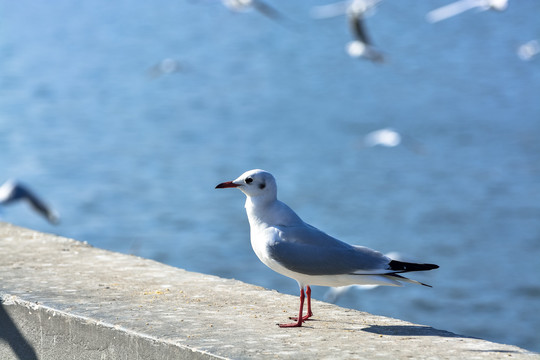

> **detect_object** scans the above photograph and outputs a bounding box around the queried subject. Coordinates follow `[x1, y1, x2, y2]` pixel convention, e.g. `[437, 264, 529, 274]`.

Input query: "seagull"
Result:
[216, 169, 438, 327]
[147, 58, 183, 78]
[309, 0, 384, 62]
[362, 128, 426, 154]
[0, 180, 60, 224]
[346, 0, 384, 62]
[426, 0, 508, 23]
[363, 128, 401, 147]
[517, 39, 540, 61]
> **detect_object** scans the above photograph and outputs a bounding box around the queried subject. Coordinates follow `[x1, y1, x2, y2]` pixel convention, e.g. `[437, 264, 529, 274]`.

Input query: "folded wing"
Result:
[268, 224, 392, 275]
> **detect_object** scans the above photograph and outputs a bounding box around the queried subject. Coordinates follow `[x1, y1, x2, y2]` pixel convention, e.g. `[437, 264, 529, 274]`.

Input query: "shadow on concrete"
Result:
[468, 349, 534, 355]
[0, 302, 38, 360]
[362, 324, 471, 338]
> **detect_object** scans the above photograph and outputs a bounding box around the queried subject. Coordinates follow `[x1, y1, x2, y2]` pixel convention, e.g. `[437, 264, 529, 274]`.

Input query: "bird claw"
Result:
[278, 321, 303, 328]
[288, 312, 313, 322]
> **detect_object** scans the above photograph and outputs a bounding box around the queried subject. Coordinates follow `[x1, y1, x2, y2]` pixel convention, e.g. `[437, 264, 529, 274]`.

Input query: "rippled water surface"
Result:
[1, 0, 539, 352]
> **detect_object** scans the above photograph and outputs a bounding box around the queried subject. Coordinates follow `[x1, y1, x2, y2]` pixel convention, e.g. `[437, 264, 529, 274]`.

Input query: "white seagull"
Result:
[517, 39, 540, 61]
[216, 169, 438, 327]
[346, 0, 384, 62]
[0, 180, 60, 224]
[363, 128, 401, 147]
[147, 58, 183, 78]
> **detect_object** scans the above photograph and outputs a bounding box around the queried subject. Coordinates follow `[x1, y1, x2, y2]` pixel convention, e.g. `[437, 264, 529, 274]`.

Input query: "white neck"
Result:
[245, 195, 303, 229]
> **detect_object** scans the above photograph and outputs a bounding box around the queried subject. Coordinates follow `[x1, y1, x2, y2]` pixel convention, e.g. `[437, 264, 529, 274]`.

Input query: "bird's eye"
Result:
[245, 177, 253, 184]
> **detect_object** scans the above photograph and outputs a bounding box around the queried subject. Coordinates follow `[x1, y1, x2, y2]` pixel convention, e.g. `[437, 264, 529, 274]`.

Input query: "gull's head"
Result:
[216, 169, 277, 199]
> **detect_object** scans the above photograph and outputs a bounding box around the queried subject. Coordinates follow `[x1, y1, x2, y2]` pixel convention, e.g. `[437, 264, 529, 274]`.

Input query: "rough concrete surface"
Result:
[0, 222, 538, 359]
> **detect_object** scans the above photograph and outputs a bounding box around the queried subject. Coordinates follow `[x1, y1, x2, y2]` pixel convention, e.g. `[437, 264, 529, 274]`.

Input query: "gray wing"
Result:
[252, 0, 284, 21]
[251, 0, 297, 30]
[268, 224, 391, 275]
[1, 181, 60, 224]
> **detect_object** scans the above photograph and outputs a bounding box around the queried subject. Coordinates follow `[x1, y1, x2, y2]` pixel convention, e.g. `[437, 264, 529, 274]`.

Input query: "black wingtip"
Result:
[389, 260, 439, 272]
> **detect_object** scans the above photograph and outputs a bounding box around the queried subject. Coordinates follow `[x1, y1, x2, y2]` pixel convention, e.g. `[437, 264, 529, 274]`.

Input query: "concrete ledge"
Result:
[1, 223, 538, 359]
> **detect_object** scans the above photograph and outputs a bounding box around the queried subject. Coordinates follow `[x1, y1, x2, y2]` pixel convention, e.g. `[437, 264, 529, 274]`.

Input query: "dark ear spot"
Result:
[259, 182, 266, 190]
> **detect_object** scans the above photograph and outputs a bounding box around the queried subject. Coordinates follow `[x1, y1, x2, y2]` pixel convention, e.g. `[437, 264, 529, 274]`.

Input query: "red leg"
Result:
[305, 285, 314, 319]
[288, 286, 314, 322]
[278, 288, 305, 328]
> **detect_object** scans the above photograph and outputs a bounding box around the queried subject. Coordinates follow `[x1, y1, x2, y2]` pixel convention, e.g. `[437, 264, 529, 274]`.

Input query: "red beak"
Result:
[215, 181, 240, 189]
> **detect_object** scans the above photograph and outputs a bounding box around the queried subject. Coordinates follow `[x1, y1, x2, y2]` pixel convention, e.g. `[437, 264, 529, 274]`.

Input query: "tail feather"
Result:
[389, 260, 439, 273]
[388, 273, 432, 287]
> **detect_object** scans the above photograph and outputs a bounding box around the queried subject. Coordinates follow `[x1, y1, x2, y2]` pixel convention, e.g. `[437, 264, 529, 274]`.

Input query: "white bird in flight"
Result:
[364, 128, 401, 147]
[346, 0, 384, 62]
[310, 0, 384, 62]
[517, 40, 540, 61]
[147, 58, 183, 78]
[0, 179, 60, 224]
[216, 169, 438, 327]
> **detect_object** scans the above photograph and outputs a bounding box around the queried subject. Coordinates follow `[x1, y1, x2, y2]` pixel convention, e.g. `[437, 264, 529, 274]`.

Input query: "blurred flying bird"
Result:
[363, 128, 426, 154]
[517, 40, 540, 61]
[346, 0, 384, 62]
[147, 58, 183, 78]
[364, 128, 401, 147]
[311, 0, 384, 62]
[0, 180, 60, 224]
[426, 0, 508, 23]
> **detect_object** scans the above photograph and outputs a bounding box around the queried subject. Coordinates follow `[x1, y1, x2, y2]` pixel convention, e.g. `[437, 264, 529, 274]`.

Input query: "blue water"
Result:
[1, 0, 539, 352]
